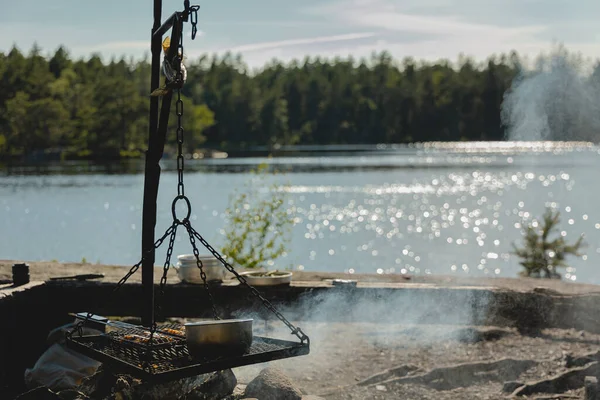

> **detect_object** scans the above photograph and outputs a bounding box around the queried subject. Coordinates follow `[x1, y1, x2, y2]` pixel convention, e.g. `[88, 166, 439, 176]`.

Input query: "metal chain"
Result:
[176, 91, 185, 197]
[67, 223, 178, 338]
[175, 29, 186, 198]
[153, 224, 179, 331]
[183, 221, 220, 319]
[187, 225, 309, 344]
[190, 6, 200, 40]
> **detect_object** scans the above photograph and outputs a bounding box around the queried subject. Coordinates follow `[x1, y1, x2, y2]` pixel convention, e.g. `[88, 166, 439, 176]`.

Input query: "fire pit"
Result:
[64, 0, 309, 383]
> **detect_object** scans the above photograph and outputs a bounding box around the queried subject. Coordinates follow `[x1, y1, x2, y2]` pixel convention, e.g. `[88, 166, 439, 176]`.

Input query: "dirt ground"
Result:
[231, 320, 598, 399]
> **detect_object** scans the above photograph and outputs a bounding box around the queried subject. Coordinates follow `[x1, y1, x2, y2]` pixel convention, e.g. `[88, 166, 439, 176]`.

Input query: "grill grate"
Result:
[66, 323, 309, 382]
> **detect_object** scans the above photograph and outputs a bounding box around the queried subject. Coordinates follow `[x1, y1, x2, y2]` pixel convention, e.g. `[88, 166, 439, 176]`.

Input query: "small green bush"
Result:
[220, 162, 294, 270]
[512, 208, 584, 279]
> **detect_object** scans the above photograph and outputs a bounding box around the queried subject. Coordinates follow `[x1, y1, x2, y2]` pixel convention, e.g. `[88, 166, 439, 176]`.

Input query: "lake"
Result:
[2, 142, 600, 283]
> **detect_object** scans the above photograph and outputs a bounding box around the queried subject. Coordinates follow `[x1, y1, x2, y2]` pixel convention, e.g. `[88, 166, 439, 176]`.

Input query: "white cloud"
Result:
[270, 0, 600, 69]
[307, 0, 546, 39]
[223, 32, 378, 53]
[80, 41, 150, 53]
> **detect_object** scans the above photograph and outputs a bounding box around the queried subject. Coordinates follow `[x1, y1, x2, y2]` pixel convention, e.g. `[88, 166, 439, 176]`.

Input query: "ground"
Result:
[235, 321, 597, 399]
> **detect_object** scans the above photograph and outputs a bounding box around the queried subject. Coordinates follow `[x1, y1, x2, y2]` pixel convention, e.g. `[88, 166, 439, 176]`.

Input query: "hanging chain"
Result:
[153, 224, 179, 330]
[184, 221, 220, 319]
[67, 223, 178, 339]
[176, 94, 185, 197]
[187, 224, 309, 344]
[174, 25, 186, 197]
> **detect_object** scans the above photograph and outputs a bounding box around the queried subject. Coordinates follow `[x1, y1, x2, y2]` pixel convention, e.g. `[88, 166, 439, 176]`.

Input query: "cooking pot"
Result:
[175, 254, 226, 283]
[185, 319, 253, 358]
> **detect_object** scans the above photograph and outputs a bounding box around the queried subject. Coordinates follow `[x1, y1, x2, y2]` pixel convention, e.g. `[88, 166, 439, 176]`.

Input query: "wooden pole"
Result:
[141, 0, 163, 328]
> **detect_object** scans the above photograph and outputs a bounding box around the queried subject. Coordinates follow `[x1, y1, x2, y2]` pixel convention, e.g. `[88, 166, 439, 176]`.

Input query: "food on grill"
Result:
[161, 327, 185, 336]
[120, 331, 176, 344]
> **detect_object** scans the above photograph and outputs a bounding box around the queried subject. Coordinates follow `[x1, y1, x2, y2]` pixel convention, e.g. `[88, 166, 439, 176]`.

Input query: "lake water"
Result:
[2, 142, 600, 283]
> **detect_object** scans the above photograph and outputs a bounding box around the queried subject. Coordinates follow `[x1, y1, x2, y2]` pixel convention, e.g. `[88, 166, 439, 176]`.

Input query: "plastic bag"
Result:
[23, 323, 102, 391]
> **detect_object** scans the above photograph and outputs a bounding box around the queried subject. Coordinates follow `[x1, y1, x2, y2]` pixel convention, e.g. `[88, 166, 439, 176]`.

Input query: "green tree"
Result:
[512, 209, 585, 279]
[220, 163, 294, 270]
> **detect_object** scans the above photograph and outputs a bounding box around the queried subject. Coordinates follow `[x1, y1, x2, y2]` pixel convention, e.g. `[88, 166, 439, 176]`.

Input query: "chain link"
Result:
[190, 5, 200, 40]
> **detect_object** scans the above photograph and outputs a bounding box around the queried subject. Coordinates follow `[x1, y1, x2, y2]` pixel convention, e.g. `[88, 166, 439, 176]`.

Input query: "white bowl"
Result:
[238, 271, 293, 286]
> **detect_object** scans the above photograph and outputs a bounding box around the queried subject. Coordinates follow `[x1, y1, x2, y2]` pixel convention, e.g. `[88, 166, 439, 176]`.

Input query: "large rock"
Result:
[79, 367, 237, 400]
[183, 369, 237, 400]
[244, 368, 303, 400]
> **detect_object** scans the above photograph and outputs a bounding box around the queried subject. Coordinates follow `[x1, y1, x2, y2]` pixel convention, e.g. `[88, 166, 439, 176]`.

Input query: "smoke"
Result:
[230, 285, 491, 384]
[501, 45, 600, 142]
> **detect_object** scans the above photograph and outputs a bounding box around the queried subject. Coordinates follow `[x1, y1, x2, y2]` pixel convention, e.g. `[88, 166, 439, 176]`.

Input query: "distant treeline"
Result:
[0, 45, 595, 159]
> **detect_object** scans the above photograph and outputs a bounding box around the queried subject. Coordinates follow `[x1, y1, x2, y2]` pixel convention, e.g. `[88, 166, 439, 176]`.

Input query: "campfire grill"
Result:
[68, 323, 309, 382]
[64, 0, 309, 382]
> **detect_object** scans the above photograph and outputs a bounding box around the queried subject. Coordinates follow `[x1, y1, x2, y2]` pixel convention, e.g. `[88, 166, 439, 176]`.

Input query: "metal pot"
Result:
[175, 254, 225, 283]
[185, 319, 253, 358]
[238, 271, 293, 286]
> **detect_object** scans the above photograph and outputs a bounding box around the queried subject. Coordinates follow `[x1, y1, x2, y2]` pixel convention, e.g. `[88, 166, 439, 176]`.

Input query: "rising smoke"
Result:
[229, 285, 491, 382]
[501, 44, 600, 142]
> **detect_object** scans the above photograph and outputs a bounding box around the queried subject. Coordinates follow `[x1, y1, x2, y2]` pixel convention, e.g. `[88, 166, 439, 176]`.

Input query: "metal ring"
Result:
[171, 195, 191, 224]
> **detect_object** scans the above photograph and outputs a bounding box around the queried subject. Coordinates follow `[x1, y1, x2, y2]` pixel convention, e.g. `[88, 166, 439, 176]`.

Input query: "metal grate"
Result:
[66, 323, 309, 382]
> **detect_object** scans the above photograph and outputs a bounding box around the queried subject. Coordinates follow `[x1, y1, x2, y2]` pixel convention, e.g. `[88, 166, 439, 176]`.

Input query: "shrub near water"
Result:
[512, 208, 585, 279]
[220, 163, 294, 270]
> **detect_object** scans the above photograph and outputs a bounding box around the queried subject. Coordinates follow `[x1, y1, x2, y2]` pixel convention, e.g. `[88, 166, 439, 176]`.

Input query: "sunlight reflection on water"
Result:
[2, 141, 600, 283]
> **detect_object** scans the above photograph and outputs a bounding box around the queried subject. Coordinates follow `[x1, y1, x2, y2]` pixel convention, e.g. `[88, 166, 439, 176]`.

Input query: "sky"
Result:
[1, 0, 600, 69]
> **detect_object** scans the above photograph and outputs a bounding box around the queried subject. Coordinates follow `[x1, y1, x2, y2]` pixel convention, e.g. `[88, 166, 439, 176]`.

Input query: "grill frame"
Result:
[66, 323, 309, 382]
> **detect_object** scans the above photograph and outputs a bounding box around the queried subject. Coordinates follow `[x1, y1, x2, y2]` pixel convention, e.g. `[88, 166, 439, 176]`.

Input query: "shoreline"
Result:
[2, 259, 600, 295]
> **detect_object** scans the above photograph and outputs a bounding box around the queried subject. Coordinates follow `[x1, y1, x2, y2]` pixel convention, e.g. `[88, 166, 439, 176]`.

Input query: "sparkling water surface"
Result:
[2, 142, 600, 283]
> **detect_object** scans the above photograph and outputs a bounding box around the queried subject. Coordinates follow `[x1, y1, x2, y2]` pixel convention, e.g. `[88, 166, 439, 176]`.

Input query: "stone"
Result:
[244, 368, 303, 400]
[585, 376, 599, 400]
[114, 376, 131, 392]
[454, 327, 510, 344]
[301, 396, 326, 400]
[78, 366, 237, 400]
[231, 384, 247, 397]
[77, 366, 119, 399]
[503, 381, 525, 393]
[357, 364, 419, 386]
[513, 362, 599, 397]
[183, 369, 237, 400]
[133, 370, 235, 400]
